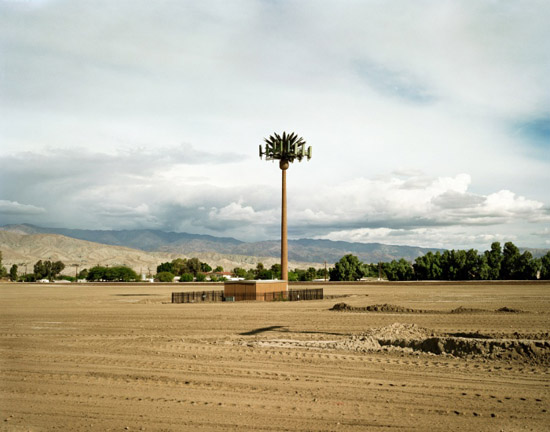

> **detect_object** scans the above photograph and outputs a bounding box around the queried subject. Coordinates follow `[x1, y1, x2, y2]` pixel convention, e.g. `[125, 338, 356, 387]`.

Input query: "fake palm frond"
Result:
[259, 132, 312, 162]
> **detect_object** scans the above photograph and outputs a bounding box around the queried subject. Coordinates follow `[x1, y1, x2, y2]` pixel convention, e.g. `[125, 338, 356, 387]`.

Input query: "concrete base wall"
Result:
[224, 280, 288, 301]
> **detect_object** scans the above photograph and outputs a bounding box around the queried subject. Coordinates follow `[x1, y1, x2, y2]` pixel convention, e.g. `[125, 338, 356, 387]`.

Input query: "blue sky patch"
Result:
[515, 118, 550, 150]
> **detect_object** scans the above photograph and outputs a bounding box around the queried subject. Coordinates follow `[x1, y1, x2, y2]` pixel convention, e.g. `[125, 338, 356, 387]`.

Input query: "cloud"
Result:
[0, 146, 548, 248]
[293, 172, 549, 247]
[354, 59, 436, 104]
[316, 226, 515, 251]
[1, 1, 549, 249]
[208, 201, 276, 224]
[0, 200, 46, 215]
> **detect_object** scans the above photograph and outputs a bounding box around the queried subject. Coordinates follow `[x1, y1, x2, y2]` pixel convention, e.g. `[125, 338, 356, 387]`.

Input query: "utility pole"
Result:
[73, 263, 79, 282]
[259, 132, 312, 286]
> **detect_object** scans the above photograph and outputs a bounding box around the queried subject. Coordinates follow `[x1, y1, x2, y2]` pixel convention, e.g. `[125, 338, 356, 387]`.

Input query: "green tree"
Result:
[430, 252, 443, 279]
[34, 260, 65, 280]
[254, 262, 264, 276]
[195, 273, 207, 282]
[256, 268, 273, 280]
[439, 250, 461, 280]
[476, 255, 491, 280]
[287, 271, 299, 281]
[415, 253, 432, 280]
[86, 266, 107, 281]
[9, 264, 18, 281]
[298, 267, 317, 281]
[156, 271, 175, 282]
[214, 265, 224, 273]
[180, 273, 194, 282]
[330, 254, 365, 281]
[253, 262, 273, 279]
[361, 263, 379, 279]
[171, 258, 187, 275]
[413, 252, 444, 280]
[540, 252, 550, 280]
[484, 242, 502, 280]
[233, 267, 247, 278]
[106, 266, 138, 281]
[515, 251, 539, 280]
[270, 264, 281, 280]
[20, 273, 36, 282]
[86, 266, 137, 282]
[52, 261, 65, 279]
[383, 259, 414, 281]
[0, 251, 7, 278]
[201, 262, 212, 273]
[500, 242, 520, 279]
[317, 266, 329, 280]
[463, 249, 484, 280]
[34, 260, 47, 279]
[78, 268, 89, 279]
[186, 258, 201, 276]
[157, 261, 173, 274]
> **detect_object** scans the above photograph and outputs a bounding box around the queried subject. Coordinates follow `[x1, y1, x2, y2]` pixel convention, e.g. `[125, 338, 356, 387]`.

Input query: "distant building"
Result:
[207, 271, 243, 281]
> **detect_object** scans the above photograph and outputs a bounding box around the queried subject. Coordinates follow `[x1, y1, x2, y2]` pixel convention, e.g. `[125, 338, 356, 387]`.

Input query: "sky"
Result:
[1, 0, 549, 250]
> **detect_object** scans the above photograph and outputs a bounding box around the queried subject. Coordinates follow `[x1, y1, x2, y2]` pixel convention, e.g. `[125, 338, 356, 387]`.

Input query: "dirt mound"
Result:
[275, 321, 550, 365]
[327, 324, 437, 353]
[332, 304, 530, 316]
[496, 306, 523, 313]
[364, 322, 436, 341]
[365, 304, 425, 313]
[450, 306, 525, 314]
[334, 335, 381, 352]
[450, 306, 487, 314]
[366, 323, 550, 365]
[407, 337, 550, 364]
[512, 331, 550, 340]
[330, 303, 427, 313]
[330, 302, 354, 311]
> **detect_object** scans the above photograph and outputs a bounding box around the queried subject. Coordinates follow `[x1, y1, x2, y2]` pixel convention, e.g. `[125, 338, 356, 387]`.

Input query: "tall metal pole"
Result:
[280, 160, 289, 284]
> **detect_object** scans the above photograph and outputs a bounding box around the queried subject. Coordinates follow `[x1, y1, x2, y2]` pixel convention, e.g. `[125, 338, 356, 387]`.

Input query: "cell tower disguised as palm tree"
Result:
[259, 132, 312, 285]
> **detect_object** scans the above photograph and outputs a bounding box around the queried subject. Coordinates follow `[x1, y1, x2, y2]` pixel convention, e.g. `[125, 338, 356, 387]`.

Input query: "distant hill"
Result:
[2, 225, 548, 277]
[0, 231, 318, 275]
[1, 223, 446, 264]
[159, 238, 443, 264]
[1, 223, 242, 252]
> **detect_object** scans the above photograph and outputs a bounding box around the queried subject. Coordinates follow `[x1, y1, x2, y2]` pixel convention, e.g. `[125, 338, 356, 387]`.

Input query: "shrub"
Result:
[156, 271, 175, 282]
[180, 273, 194, 282]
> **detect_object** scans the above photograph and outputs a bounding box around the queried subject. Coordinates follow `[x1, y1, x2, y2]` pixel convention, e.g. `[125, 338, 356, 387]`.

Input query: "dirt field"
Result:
[1, 282, 549, 431]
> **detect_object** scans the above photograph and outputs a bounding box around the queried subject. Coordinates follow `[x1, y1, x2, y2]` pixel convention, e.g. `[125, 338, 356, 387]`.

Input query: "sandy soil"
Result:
[1, 281, 549, 431]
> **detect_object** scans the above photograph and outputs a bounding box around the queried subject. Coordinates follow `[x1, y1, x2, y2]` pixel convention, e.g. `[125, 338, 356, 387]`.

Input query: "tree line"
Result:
[155, 258, 328, 282]
[0, 255, 142, 282]
[329, 242, 550, 281]
[231, 262, 327, 281]
[2, 241, 549, 283]
[0, 256, 68, 282]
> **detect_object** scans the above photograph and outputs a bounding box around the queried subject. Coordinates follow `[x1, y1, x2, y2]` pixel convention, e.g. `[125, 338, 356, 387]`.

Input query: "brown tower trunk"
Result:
[281, 162, 288, 288]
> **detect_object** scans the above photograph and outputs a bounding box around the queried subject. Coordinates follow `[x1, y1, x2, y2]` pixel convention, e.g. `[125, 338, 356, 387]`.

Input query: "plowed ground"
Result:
[1, 282, 549, 431]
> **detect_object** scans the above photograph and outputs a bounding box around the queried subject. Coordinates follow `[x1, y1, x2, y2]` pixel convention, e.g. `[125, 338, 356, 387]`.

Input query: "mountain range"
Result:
[2, 224, 548, 276]
[1, 224, 443, 265]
